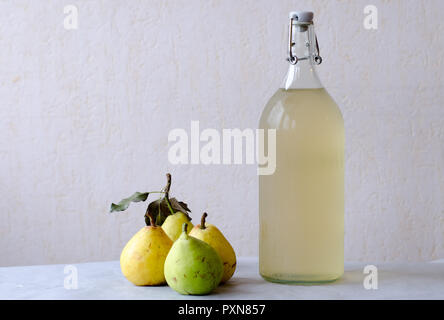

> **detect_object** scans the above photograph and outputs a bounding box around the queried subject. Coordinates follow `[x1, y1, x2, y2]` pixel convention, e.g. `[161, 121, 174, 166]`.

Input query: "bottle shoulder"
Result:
[259, 88, 343, 130]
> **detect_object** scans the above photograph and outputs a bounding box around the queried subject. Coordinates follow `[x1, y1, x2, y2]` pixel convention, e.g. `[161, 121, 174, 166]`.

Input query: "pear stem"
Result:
[164, 173, 175, 215]
[200, 212, 208, 229]
[165, 173, 172, 194]
[145, 209, 156, 227]
[143, 173, 175, 226]
[182, 222, 188, 234]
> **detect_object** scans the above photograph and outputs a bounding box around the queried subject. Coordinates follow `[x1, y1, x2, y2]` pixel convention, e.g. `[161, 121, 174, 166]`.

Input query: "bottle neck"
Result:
[281, 23, 323, 90]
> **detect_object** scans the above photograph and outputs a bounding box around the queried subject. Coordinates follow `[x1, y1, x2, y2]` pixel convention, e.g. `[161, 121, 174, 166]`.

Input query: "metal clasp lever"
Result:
[287, 18, 298, 65]
[314, 36, 322, 65]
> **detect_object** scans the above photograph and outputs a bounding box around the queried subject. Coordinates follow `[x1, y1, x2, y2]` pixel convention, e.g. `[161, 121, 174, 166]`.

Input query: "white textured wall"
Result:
[1, 0, 443, 267]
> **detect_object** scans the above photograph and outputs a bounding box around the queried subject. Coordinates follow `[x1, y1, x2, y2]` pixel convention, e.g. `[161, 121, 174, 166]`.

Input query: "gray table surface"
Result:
[1, 257, 443, 300]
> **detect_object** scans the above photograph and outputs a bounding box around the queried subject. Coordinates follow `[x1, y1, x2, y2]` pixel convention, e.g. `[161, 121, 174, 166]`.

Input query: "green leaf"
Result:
[110, 192, 149, 212]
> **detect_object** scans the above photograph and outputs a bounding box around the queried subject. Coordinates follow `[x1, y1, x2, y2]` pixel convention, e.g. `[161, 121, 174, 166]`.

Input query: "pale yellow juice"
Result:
[259, 88, 344, 283]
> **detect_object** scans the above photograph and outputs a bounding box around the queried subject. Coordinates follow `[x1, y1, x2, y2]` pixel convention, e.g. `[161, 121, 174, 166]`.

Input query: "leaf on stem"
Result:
[110, 192, 149, 212]
[145, 197, 192, 226]
[169, 198, 191, 214]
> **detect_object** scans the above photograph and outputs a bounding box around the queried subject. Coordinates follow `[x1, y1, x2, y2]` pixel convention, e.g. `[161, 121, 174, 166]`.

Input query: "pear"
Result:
[162, 211, 194, 241]
[120, 214, 173, 286]
[189, 213, 236, 283]
[164, 223, 223, 295]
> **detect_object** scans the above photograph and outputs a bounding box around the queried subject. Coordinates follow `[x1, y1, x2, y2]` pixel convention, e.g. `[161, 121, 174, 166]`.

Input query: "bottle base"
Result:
[260, 272, 343, 285]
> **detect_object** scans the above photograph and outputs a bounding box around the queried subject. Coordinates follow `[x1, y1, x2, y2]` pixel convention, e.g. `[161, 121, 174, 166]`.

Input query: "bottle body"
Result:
[259, 87, 344, 283]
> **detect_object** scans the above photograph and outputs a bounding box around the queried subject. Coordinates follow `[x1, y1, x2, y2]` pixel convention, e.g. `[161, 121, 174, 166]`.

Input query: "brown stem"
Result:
[200, 212, 208, 229]
[182, 222, 188, 233]
[164, 173, 175, 215]
[165, 173, 172, 195]
[145, 208, 156, 227]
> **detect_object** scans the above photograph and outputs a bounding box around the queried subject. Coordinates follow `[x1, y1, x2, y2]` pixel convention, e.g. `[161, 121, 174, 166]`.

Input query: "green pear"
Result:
[162, 212, 193, 241]
[164, 223, 223, 295]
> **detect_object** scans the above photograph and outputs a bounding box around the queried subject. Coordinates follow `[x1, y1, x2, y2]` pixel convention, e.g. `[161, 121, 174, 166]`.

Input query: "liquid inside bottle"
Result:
[259, 11, 344, 283]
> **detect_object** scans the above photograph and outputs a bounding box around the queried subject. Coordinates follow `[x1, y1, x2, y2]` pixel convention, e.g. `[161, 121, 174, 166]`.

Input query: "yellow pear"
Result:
[189, 213, 236, 283]
[162, 212, 193, 241]
[120, 215, 173, 286]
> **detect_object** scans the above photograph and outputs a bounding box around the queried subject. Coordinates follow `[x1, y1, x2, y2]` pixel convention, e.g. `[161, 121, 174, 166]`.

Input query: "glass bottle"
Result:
[259, 11, 344, 283]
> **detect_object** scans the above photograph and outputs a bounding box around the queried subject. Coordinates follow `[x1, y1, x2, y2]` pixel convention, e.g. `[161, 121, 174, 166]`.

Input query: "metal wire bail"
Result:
[287, 17, 323, 66]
